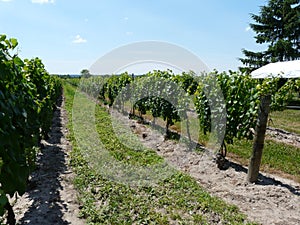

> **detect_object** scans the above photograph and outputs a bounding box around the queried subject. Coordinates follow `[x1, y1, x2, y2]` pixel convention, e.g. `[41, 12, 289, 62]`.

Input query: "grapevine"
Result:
[0, 34, 61, 222]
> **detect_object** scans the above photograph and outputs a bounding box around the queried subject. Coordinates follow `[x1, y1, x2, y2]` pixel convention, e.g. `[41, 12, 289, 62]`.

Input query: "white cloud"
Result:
[31, 0, 55, 4]
[1, 0, 13, 2]
[126, 31, 133, 36]
[72, 35, 87, 44]
[245, 26, 251, 32]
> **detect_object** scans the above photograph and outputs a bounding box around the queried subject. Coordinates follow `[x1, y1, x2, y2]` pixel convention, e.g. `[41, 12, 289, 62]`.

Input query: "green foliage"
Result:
[76, 69, 298, 146]
[256, 77, 300, 110]
[78, 70, 192, 135]
[171, 71, 198, 95]
[227, 138, 300, 181]
[79, 73, 133, 106]
[194, 71, 299, 144]
[269, 109, 300, 135]
[131, 70, 189, 134]
[239, 0, 300, 72]
[79, 76, 107, 99]
[206, 72, 258, 142]
[80, 69, 91, 78]
[194, 72, 259, 143]
[23, 58, 62, 138]
[106, 72, 133, 107]
[0, 34, 61, 217]
[65, 77, 81, 87]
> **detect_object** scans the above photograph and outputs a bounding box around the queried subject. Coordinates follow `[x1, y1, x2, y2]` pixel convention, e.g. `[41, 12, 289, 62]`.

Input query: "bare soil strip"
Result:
[267, 127, 300, 148]
[12, 96, 85, 225]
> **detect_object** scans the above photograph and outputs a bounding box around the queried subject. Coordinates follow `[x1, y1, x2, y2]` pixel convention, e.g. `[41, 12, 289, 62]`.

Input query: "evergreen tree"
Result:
[240, 0, 300, 73]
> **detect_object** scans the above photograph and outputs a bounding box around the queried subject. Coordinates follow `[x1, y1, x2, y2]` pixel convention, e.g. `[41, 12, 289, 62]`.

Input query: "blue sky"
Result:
[0, 0, 268, 74]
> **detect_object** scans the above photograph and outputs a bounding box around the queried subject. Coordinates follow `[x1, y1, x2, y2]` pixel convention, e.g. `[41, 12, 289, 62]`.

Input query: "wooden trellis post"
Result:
[247, 94, 271, 183]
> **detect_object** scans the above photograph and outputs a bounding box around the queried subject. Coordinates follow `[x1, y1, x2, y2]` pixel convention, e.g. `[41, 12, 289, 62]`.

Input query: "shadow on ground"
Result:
[229, 161, 300, 197]
[18, 96, 72, 225]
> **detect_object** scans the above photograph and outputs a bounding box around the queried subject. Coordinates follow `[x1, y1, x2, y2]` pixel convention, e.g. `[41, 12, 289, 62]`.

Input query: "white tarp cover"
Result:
[251, 60, 300, 79]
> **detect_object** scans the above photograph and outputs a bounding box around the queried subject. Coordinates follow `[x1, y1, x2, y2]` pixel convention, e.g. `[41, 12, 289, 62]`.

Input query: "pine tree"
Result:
[240, 0, 300, 73]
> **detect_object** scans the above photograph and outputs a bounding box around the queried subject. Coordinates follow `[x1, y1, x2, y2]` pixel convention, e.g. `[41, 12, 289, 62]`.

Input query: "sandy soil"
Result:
[128, 116, 300, 225]
[11, 96, 85, 225]
[266, 127, 300, 148]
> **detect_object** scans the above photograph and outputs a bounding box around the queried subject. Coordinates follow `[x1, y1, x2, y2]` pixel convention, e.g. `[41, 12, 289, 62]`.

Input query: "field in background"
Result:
[269, 109, 300, 135]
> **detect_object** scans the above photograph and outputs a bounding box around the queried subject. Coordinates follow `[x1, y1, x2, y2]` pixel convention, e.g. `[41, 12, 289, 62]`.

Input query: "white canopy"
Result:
[251, 60, 300, 79]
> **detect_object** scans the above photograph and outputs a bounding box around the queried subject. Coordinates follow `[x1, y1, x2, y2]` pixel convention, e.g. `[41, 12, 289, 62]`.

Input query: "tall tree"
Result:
[81, 69, 91, 78]
[240, 0, 300, 73]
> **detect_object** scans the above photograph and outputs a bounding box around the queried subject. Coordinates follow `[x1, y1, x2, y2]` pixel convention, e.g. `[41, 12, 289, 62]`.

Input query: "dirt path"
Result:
[127, 115, 300, 225]
[267, 127, 300, 148]
[12, 95, 85, 225]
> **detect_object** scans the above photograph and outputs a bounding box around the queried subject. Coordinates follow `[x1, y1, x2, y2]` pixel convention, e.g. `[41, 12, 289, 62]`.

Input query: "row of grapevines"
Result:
[194, 72, 260, 144]
[78, 73, 132, 106]
[76, 70, 299, 146]
[195, 71, 300, 145]
[78, 76, 107, 99]
[102, 72, 133, 107]
[0, 35, 61, 221]
[64, 77, 81, 87]
[130, 70, 189, 135]
[78, 70, 193, 136]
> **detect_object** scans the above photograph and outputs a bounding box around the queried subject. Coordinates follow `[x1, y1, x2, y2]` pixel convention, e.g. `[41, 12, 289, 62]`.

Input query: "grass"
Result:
[269, 109, 300, 135]
[227, 138, 300, 182]
[63, 81, 256, 225]
[95, 108, 163, 166]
